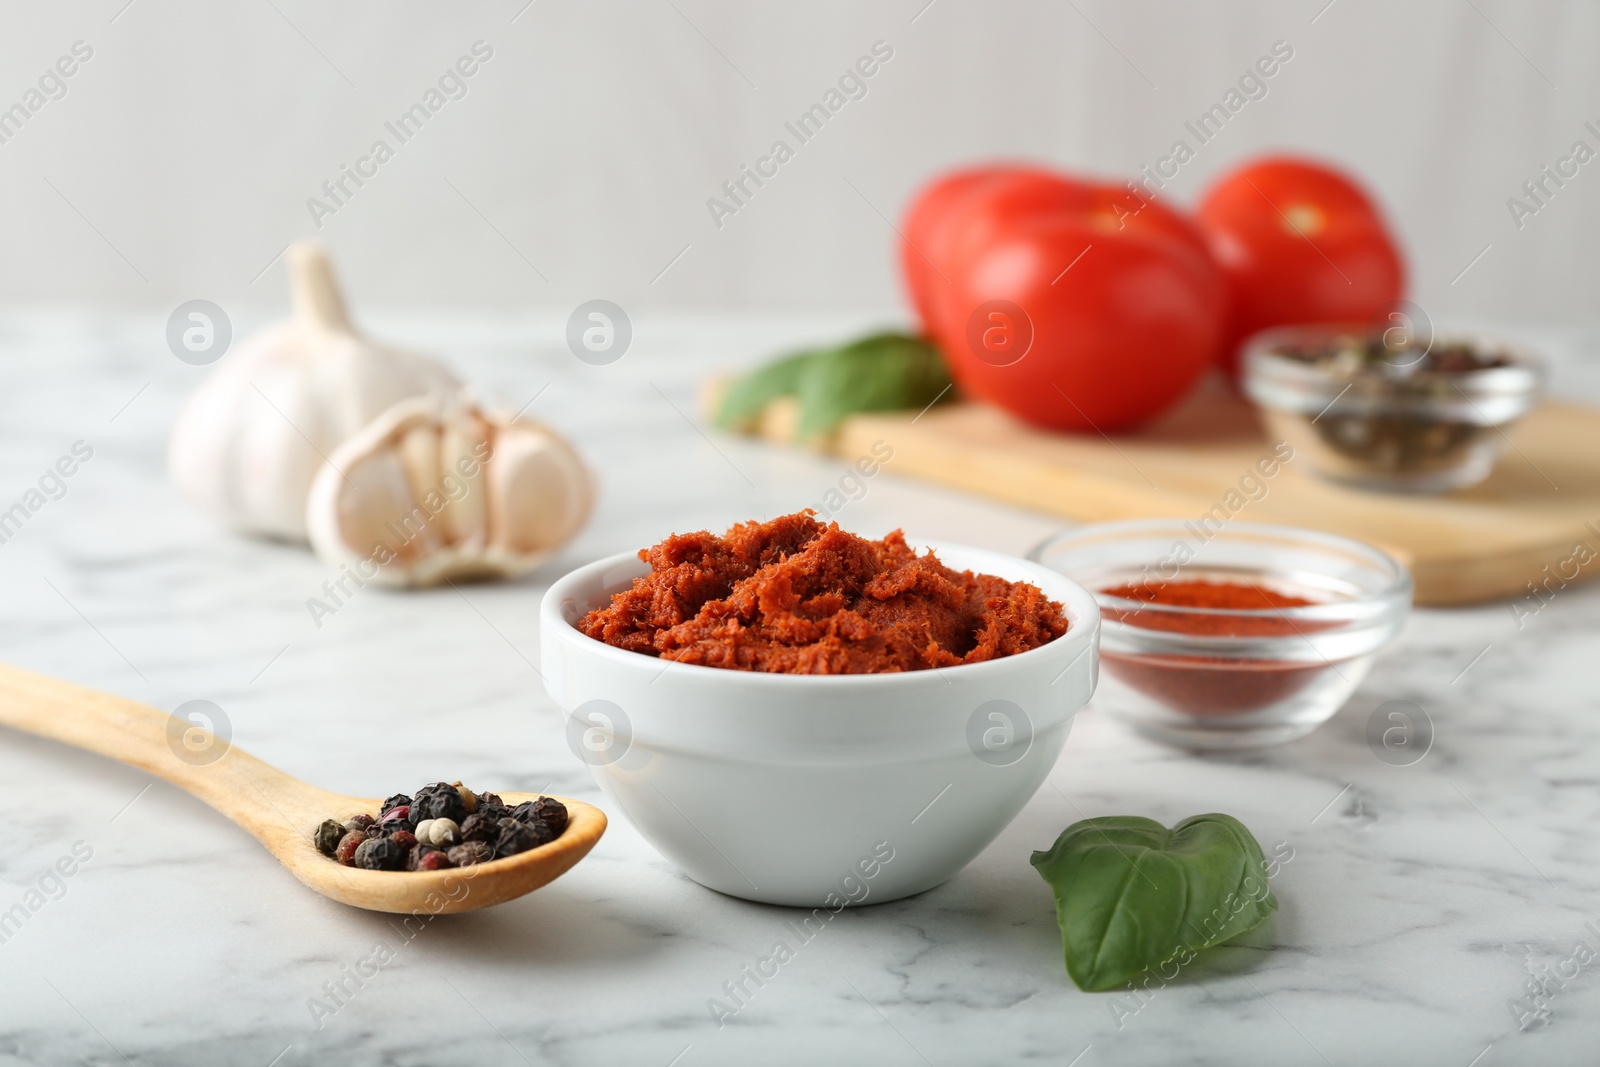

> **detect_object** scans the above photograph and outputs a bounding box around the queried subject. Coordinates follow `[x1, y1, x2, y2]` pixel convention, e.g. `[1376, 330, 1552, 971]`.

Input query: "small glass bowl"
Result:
[1030, 519, 1411, 750]
[1242, 325, 1544, 492]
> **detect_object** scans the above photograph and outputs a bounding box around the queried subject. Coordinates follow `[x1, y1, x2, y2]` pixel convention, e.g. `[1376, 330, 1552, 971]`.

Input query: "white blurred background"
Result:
[0, 0, 1595, 326]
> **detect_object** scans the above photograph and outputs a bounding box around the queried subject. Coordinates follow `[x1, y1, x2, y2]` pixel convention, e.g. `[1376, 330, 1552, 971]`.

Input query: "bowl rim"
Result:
[540, 538, 1101, 687]
[1242, 323, 1545, 387]
[1027, 518, 1413, 621]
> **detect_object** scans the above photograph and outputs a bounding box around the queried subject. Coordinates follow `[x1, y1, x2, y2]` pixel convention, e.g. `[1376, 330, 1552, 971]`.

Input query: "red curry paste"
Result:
[1099, 578, 1335, 715]
[580, 512, 1068, 674]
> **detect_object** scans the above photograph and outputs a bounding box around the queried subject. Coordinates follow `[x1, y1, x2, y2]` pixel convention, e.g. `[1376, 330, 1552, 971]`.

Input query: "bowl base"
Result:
[1305, 454, 1499, 494]
[1125, 716, 1326, 751]
[680, 868, 953, 909]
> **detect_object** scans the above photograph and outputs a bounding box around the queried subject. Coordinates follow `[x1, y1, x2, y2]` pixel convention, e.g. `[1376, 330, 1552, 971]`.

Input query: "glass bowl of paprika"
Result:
[1030, 519, 1411, 749]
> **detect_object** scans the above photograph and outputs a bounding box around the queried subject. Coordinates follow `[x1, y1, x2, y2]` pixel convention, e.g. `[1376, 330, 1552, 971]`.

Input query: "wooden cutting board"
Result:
[703, 377, 1600, 606]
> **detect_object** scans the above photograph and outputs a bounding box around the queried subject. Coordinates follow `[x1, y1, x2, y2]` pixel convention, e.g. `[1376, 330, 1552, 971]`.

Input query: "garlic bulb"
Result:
[305, 396, 594, 587]
[168, 243, 461, 541]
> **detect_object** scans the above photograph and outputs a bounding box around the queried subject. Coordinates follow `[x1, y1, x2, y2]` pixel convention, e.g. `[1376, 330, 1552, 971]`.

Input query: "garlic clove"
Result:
[332, 445, 446, 570]
[395, 422, 442, 513]
[486, 424, 594, 556]
[306, 396, 594, 587]
[438, 413, 490, 549]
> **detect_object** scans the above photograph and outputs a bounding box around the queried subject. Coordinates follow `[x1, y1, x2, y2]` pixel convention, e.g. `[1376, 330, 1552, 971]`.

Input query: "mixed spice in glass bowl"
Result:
[1242, 325, 1544, 492]
[1031, 519, 1410, 750]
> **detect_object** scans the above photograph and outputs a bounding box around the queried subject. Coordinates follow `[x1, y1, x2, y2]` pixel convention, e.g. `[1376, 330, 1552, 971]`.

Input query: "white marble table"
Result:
[0, 312, 1596, 1067]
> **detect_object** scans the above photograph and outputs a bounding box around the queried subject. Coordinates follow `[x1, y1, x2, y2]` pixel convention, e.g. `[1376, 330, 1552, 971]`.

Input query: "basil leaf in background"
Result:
[714, 331, 953, 439]
[1030, 813, 1278, 993]
[794, 333, 952, 440]
[715, 349, 815, 431]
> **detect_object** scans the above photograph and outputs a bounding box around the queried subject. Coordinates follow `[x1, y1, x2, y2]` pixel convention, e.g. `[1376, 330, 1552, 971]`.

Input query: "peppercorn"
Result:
[447, 841, 494, 867]
[510, 799, 567, 837]
[408, 844, 454, 871]
[387, 830, 418, 853]
[495, 819, 552, 859]
[452, 781, 478, 815]
[413, 849, 453, 872]
[530, 797, 569, 836]
[413, 783, 467, 824]
[343, 814, 375, 833]
[415, 818, 459, 847]
[459, 812, 501, 842]
[314, 819, 345, 855]
[476, 791, 505, 810]
[380, 817, 415, 838]
[355, 836, 409, 871]
[334, 830, 365, 866]
[380, 793, 412, 816]
[370, 808, 413, 837]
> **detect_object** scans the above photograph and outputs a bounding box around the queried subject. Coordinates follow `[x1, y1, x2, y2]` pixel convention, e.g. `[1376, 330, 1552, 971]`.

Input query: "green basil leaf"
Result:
[715, 350, 815, 431]
[794, 332, 952, 439]
[1030, 813, 1278, 993]
[715, 331, 953, 439]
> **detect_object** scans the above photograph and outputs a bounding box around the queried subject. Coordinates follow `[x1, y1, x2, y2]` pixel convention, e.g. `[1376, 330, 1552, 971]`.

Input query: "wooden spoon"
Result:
[0, 663, 605, 914]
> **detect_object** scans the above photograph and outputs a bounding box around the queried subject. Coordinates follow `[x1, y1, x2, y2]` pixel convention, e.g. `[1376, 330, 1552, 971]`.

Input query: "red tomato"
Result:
[902, 168, 1225, 432]
[900, 166, 1065, 335]
[1196, 156, 1406, 376]
[900, 167, 996, 329]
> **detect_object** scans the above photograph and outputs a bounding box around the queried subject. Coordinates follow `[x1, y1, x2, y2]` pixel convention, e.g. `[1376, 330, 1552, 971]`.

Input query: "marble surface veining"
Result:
[0, 312, 1596, 1067]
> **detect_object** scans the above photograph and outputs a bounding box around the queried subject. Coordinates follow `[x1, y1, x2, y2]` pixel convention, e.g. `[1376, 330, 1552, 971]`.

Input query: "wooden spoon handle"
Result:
[0, 662, 343, 836]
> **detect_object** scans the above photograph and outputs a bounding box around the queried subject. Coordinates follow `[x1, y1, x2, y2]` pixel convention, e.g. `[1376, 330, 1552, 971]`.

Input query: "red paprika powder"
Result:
[1098, 578, 1338, 716]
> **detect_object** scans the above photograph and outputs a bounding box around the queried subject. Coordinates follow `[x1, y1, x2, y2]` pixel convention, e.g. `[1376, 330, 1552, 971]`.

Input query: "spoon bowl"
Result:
[0, 662, 605, 914]
[279, 790, 606, 914]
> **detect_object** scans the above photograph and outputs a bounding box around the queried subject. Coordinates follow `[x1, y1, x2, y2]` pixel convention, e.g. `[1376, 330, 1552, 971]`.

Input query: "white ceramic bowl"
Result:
[539, 541, 1100, 907]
